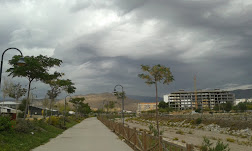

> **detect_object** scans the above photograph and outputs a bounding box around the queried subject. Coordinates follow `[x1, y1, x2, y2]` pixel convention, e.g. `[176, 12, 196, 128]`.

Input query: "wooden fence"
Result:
[98, 117, 194, 151]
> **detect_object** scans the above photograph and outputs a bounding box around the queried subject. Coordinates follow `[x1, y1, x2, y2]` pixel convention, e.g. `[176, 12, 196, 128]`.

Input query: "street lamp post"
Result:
[0, 48, 25, 115]
[64, 95, 71, 127]
[113, 84, 124, 126]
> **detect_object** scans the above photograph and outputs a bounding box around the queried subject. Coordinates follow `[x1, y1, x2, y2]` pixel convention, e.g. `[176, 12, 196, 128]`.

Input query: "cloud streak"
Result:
[0, 0, 251, 98]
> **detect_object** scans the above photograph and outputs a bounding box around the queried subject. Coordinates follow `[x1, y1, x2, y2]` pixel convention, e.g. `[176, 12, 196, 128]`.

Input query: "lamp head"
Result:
[17, 57, 26, 66]
[113, 88, 117, 95]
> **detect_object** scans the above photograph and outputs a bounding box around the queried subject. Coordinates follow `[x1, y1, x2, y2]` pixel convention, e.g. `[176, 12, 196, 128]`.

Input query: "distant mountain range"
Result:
[230, 89, 252, 99]
[127, 95, 163, 103]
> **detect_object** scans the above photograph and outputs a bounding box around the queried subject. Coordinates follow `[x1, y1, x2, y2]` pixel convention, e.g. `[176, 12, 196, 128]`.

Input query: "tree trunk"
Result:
[155, 81, 160, 136]
[24, 80, 32, 118]
[16, 98, 18, 120]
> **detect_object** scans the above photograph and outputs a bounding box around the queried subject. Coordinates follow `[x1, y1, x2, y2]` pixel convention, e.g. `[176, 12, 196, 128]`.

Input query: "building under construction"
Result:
[163, 89, 235, 110]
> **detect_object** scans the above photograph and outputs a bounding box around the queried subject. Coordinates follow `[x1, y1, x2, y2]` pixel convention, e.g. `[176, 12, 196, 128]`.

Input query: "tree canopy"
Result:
[7, 55, 63, 118]
[138, 64, 174, 85]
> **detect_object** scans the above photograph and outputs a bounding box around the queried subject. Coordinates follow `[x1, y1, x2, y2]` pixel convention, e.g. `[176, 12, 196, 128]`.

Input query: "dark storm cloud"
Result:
[1, 0, 252, 98]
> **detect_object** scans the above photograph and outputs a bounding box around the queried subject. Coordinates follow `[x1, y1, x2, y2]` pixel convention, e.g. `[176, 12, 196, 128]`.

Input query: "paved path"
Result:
[33, 117, 133, 151]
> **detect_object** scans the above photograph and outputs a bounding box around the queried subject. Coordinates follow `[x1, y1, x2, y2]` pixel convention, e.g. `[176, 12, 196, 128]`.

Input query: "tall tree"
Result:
[138, 64, 174, 137]
[70, 97, 91, 116]
[46, 79, 76, 119]
[1, 78, 12, 115]
[7, 55, 62, 118]
[42, 96, 50, 117]
[8, 83, 26, 119]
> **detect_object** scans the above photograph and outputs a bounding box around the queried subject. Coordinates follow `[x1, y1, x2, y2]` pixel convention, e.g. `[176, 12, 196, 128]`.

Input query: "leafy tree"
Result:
[237, 102, 247, 112]
[213, 104, 220, 111]
[42, 96, 50, 117]
[8, 83, 27, 119]
[7, 55, 62, 118]
[70, 97, 91, 116]
[46, 79, 76, 117]
[0, 78, 12, 115]
[158, 101, 167, 109]
[104, 101, 116, 112]
[138, 64, 174, 137]
[18, 99, 27, 112]
[224, 102, 232, 112]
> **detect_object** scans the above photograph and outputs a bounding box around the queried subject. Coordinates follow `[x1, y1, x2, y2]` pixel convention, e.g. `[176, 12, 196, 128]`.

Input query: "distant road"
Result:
[33, 117, 133, 151]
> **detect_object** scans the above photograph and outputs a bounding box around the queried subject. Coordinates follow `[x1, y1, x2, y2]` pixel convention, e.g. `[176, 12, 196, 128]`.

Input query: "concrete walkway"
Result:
[33, 117, 133, 151]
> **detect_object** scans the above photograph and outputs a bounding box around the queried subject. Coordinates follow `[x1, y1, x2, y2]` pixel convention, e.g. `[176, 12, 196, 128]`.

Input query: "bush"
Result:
[226, 138, 235, 143]
[0, 116, 12, 131]
[200, 137, 230, 151]
[47, 116, 60, 127]
[195, 118, 202, 125]
[15, 119, 35, 133]
[176, 130, 185, 135]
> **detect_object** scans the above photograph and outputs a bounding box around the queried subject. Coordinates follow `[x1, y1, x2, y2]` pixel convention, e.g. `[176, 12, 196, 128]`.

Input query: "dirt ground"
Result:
[122, 118, 252, 151]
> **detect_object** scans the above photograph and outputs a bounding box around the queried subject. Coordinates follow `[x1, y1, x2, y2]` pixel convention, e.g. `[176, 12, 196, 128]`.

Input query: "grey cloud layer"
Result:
[1, 0, 252, 98]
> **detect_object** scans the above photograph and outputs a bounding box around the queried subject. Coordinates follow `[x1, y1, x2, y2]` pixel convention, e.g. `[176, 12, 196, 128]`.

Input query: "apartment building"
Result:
[163, 89, 235, 110]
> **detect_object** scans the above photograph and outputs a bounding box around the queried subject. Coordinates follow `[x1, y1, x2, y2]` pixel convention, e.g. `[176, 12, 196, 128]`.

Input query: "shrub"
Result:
[195, 118, 202, 125]
[173, 137, 179, 141]
[47, 116, 60, 127]
[200, 137, 230, 151]
[15, 119, 35, 133]
[0, 116, 12, 131]
[226, 138, 235, 143]
[176, 130, 184, 135]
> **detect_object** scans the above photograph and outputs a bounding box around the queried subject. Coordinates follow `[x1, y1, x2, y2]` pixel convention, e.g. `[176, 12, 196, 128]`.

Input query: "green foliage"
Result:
[70, 97, 91, 115]
[58, 79, 76, 94]
[7, 55, 62, 81]
[195, 118, 202, 125]
[138, 64, 174, 85]
[114, 91, 126, 99]
[224, 102, 233, 112]
[7, 55, 63, 118]
[213, 104, 220, 111]
[200, 137, 230, 151]
[0, 116, 12, 131]
[18, 99, 28, 111]
[237, 102, 247, 112]
[158, 101, 173, 113]
[46, 116, 60, 127]
[104, 101, 116, 110]
[195, 108, 202, 113]
[15, 119, 35, 133]
[8, 83, 26, 100]
[158, 101, 167, 108]
[148, 124, 163, 136]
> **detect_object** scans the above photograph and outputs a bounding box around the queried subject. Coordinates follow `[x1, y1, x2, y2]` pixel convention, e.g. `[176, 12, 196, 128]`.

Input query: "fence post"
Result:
[133, 127, 137, 149]
[143, 131, 147, 151]
[159, 136, 163, 151]
[186, 144, 193, 151]
[127, 126, 130, 140]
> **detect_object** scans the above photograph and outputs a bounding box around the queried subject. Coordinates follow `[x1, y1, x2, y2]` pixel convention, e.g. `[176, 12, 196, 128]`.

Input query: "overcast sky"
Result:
[0, 0, 252, 99]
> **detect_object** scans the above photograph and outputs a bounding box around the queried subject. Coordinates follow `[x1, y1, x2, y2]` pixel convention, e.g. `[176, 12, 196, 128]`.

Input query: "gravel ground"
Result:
[123, 118, 252, 151]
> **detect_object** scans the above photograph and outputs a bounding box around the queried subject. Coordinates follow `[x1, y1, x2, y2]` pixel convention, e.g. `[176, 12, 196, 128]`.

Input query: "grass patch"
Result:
[0, 116, 84, 151]
[173, 137, 179, 141]
[226, 137, 235, 143]
[176, 130, 184, 135]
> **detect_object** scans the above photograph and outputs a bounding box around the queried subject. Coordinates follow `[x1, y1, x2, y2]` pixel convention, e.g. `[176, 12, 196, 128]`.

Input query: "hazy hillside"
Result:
[57, 92, 141, 112]
[127, 95, 163, 103]
[231, 89, 252, 99]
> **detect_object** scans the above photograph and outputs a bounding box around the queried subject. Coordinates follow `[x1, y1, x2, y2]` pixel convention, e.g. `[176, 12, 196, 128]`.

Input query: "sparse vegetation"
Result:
[176, 130, 185, 135]
[200, 137, 230, 151]
[173, 137, 179, 141]
[226, 138, 235, 143]
[0, 116, 85, 151]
